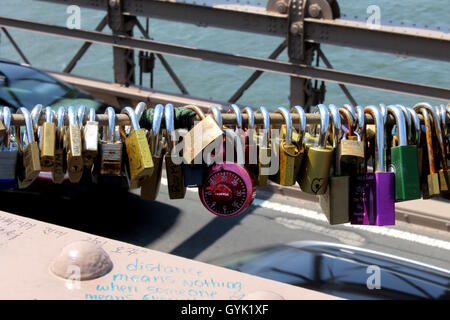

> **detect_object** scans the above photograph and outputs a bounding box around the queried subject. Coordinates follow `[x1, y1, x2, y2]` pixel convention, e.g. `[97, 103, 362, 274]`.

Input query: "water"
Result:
[0, 0, 449, 110]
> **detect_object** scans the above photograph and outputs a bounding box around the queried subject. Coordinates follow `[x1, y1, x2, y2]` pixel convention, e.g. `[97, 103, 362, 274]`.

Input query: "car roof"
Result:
[287, 240, 450, 275]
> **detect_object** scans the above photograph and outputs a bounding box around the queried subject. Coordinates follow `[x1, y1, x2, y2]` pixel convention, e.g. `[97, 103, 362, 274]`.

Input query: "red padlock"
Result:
[199, 105, 256, 216]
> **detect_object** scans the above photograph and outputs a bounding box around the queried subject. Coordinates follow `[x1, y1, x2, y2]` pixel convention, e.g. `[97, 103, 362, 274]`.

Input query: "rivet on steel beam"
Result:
[290, 22, 302, 35]
[308, 4, 322, 18]
[276, 1, 288, 14]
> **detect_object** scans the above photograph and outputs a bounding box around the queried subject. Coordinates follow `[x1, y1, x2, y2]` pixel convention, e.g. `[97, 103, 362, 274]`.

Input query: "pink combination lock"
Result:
[199, 162, 255, 217]
[199, 105, 255, 216]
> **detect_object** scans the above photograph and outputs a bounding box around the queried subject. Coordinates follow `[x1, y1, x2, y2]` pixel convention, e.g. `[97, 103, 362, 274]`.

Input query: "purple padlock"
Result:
[350, 105, 395, 226]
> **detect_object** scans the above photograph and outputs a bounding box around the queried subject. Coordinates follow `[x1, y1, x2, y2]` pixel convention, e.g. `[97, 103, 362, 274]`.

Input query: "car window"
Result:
[218, 245, 450, 299]
[0, 62, 102, 110]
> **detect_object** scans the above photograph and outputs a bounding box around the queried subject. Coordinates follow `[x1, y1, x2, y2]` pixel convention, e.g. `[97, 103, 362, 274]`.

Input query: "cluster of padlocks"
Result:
[0, 102, 449, 225]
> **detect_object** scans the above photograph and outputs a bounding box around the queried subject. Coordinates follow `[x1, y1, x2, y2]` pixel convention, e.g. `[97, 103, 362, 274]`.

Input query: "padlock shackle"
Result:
[45, 106, 54, 124]
[150, 104, 164, 155]
[396, 104, 412, 142]
[406, 107, 421, 145]
[30, 104, 43, 133]
[420, 108, 436, 174]
[77, 105, 86, 128]
[3, 107, 11, 132]
[292, 106, 306, 144]
[257, 106, 270, 146]
[121, 107, 140, 130]
[315, 104, 330, 148]
[164, 103, 175, 151]
[328, 104, 341, 148]
[386, 105, 408, 146]
[209, 105, 223, 128]
[378, 104, 388, 126]
[57, 107, 65, 129]
[16, 107, 34, 147]
[339, 107, 354, 137]
[355, 105, 365, 133]
[103, 107, 116, 143]
[341, 104, 357, 131]
[414, 102, 447, 171]
[135, 102, 147, 122]
[364, 105, 384, 172]
[89, 108, 96, 122]
[184, 104, 206, 120]
[229, 104, 242, 129]
[242, 107, 254, 130]
[276, 107, 292, 145]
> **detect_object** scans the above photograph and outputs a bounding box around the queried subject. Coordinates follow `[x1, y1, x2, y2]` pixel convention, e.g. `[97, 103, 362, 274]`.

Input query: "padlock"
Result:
[15, 108, 41, 189]
[396, 104, 413, 144]
[122, 106, 154, 186]
[227, 104, 245, 165]
[350, 105, 395, 226]
[319, 104, 350, 225]
[30, 104, 43, 142]
[39, 106, 56, 171]
[140, 104, 165, 200]
[0, 107, 18, 189]
[270, 107, 303, 186]
[242, 106, 258, 177]
[82, 108, 99, 168]
[338, 108, 365, 176]
[181, 105, 222, 187]
[291, 105, 306, 181]
[66, 106, 84, 182]
[95, 107, 123, 181]
[165, 103, 186, 199]
[414, 103, 443, 198]
[298, 104, 333, 195]
[407, 106, 423, 178]
[251, 106, 273, 186]
[386, 105, 421, 201]
[52, 107, 67, 184]
[199, 125, 255, 216]
[425, 104, 450, 194]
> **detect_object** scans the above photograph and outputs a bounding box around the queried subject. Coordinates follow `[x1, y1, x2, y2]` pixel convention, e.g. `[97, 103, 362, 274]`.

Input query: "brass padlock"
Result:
[99, 107, 123, 176]
[141, 104, 165, 200]
[319, 104, 350, 224]
[82, 108, 99, 168]
[39, 107, 56, 171]
[66, 106, 84, 183]
[165, 103, 186, 199]
[417, 106, 440, 198]
[291, 105, 307, 182]
[122, 106, 154, 186]
[338, 107, 365, 176]
[52, 107, 67, 184]
[298, 104, 333, 195]
[270, 107, 303, 186]
[15, 108, 41, 189]
[252, 106, 274, 186]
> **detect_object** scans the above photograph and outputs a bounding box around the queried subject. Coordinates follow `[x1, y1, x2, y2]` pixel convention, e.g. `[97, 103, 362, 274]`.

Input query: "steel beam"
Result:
[36, 0, 450, 61]
[1, 16, 448, 100]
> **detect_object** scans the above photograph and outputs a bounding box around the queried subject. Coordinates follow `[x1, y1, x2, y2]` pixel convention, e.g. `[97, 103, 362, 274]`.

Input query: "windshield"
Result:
[215, 245, 450, 300]
[0, 62, 102, 111]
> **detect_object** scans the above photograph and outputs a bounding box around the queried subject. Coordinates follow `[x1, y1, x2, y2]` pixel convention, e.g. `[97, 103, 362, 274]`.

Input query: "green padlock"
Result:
[386, 105, 421, 201]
